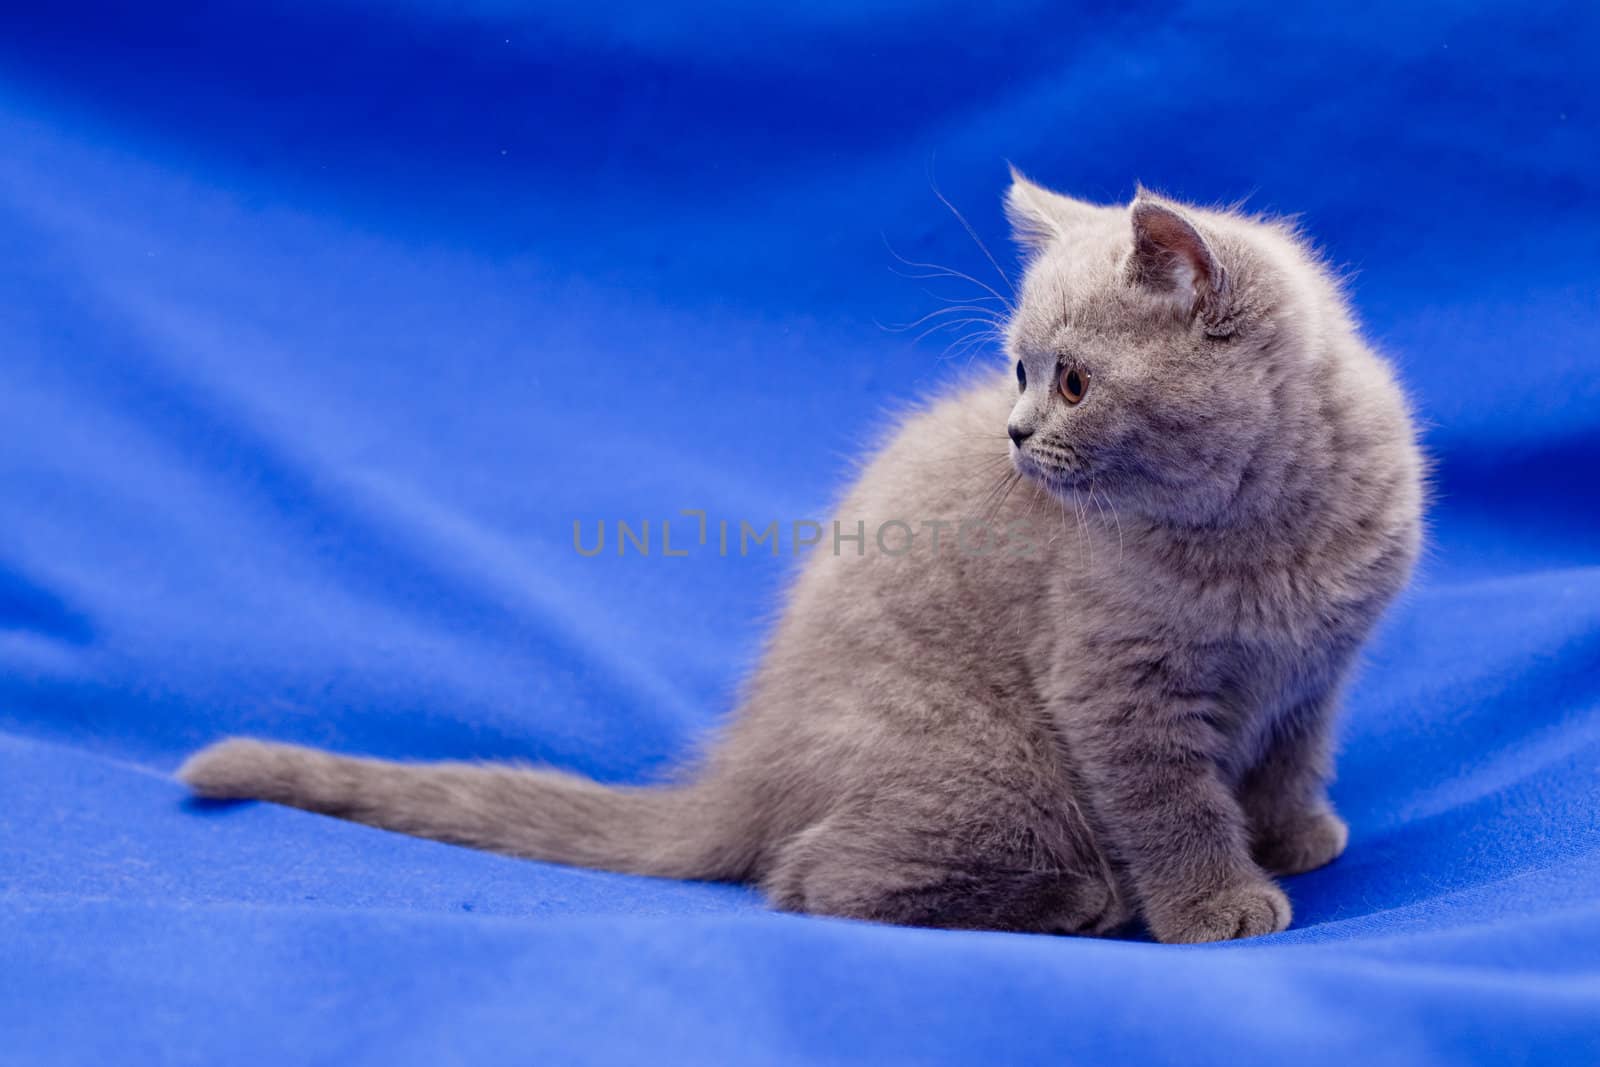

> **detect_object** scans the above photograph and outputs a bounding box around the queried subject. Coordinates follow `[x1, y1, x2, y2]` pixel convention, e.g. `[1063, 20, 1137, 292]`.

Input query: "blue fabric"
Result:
[2, 1, 1597, 1063]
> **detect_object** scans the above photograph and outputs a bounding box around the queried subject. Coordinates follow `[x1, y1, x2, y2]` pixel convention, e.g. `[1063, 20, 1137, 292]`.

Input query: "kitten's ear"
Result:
[1005, 167, 1103, 251]
[1129, 198, 1233, 333]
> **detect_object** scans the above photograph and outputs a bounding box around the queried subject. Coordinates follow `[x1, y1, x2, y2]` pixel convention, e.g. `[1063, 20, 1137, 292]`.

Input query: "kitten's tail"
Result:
[178, 738, 747, 880]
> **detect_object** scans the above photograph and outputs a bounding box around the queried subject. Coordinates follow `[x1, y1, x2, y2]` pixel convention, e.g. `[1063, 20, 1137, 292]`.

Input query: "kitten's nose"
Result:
[1008, 423, 1034, 447]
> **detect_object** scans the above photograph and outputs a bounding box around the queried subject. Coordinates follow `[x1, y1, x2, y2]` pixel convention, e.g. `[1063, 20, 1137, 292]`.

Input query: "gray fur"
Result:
[181, 173, 1423, 942]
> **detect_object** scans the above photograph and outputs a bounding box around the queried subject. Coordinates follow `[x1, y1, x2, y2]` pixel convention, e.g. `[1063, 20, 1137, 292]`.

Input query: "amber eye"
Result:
[1059, 365, 1089, 405]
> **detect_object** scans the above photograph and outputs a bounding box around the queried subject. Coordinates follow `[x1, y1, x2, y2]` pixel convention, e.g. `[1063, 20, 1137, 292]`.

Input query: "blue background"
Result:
[2, 2, 1598, 1063]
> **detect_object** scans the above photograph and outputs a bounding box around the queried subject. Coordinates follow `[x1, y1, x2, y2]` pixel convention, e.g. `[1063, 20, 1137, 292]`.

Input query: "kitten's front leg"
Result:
[1239, 695, 1348, 877]
[1062, 686, 1290, 944]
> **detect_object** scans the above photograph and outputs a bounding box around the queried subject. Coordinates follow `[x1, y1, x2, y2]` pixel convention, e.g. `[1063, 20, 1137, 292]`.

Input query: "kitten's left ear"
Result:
[1129, 198, 1233, 334]
[1005, 167, 1105, 251]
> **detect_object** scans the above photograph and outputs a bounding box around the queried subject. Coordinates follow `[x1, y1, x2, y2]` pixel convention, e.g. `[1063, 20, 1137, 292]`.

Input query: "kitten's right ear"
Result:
[1004, 167, 1104, 252]
[1128, 197, 1233, 334]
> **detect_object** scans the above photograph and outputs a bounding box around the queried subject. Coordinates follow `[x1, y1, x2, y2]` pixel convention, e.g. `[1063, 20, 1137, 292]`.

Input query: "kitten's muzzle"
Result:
[1008, 423, 1035, 447]
[1014, 448, 1091, 495]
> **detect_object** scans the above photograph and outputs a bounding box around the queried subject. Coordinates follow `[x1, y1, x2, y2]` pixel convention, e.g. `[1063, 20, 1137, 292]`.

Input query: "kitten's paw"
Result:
[1152, 881, 1291, 944]
[1043, 874, 1136, 937]
[1254, 810, 1348, 877]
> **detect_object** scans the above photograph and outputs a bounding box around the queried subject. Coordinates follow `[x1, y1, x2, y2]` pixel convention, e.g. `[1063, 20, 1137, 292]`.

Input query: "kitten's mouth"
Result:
[1012, 449, 1090, 495]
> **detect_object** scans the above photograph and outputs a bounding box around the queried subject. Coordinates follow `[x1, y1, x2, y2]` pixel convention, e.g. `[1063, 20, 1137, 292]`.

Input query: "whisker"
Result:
[1091, 482, 1126, 565]
[1021, 478, 1052, 546]
[903, 452, 1013, 473]
[939, 331, 1006, 365]
[876, 304, 1005, 335]
[940, 326, 1008, 348]
[881, 235, 1015, 312]
[913, 317, 1004, 347]
[1072, 487, 1092, 570]
[928, 171, 1018, 302]
[1051, 482, 1074, 549]
[984, 470, 1025, 527]
[1086, 485, 1112, 568]
[970, 469, 1019, 527]
[891, 275, 1009, 304]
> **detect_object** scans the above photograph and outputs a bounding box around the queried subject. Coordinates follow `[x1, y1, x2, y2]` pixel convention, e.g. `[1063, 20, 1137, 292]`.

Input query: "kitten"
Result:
[182, 172, 1423, 942]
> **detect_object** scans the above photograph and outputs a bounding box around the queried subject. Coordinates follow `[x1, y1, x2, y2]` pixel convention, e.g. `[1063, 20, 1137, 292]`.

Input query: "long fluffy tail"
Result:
[178, 738, 742, 880]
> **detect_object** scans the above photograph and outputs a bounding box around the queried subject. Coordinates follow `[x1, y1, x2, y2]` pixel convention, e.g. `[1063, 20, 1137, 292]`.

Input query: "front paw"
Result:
[1150, 880, 1291, 944]
[1253, 810, 1348, 877]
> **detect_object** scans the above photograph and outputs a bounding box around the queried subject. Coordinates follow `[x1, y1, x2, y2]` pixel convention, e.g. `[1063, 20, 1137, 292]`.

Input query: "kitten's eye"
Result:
[1059, 365, 1089, 405]
[1015, 360, 1027, 392]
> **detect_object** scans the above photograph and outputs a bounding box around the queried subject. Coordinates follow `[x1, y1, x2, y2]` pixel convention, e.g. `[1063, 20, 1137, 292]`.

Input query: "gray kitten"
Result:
[182, 173, 1423, 943]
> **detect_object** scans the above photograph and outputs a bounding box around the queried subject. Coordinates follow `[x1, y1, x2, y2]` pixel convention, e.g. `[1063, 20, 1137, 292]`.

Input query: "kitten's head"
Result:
[1002, 171, 1317, 525]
